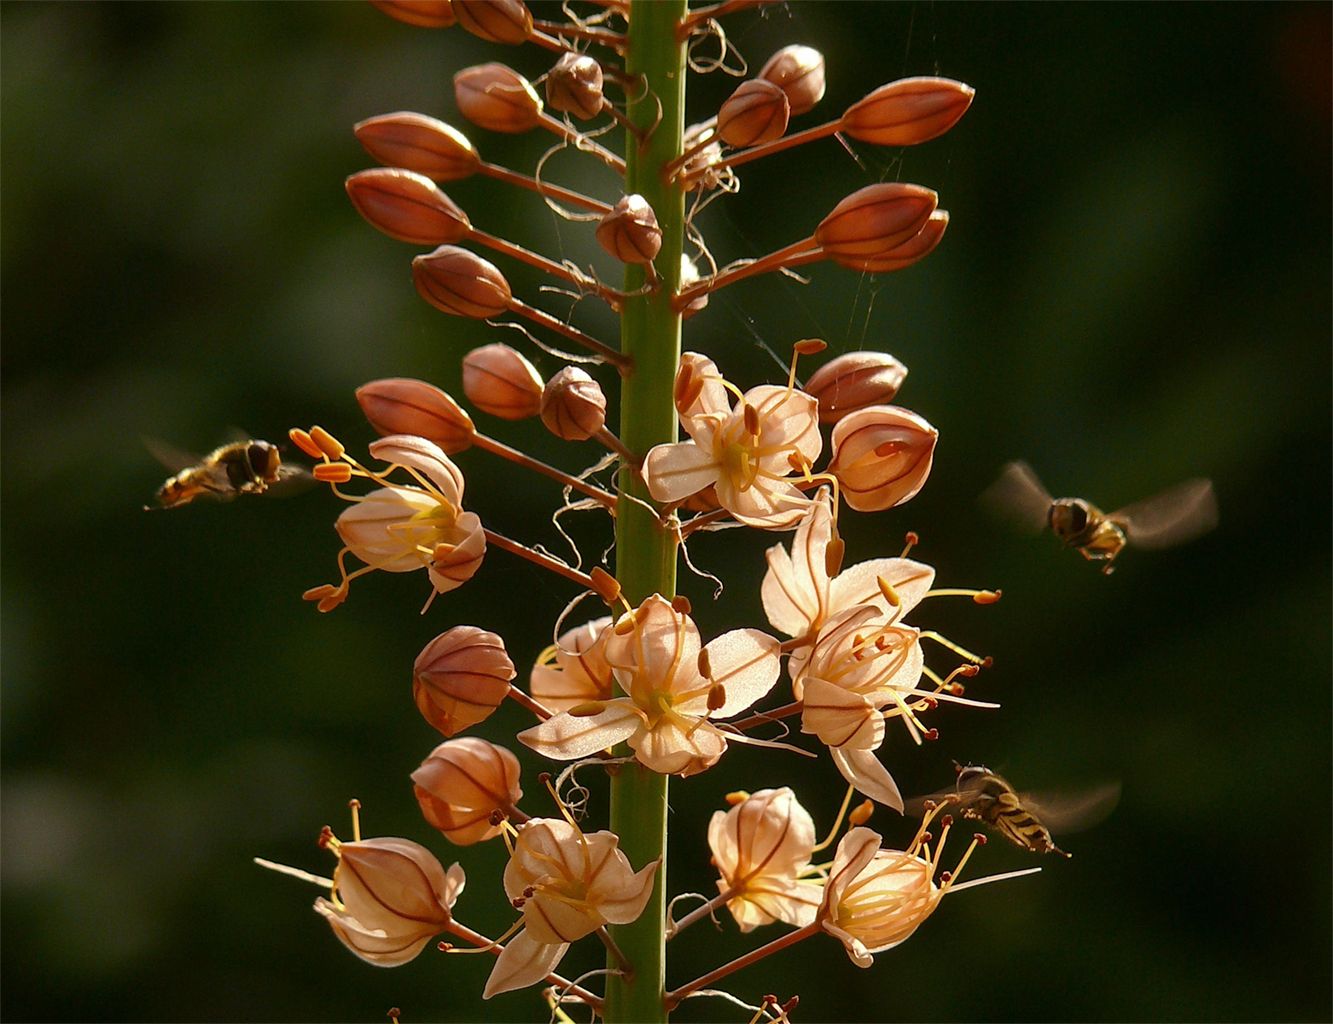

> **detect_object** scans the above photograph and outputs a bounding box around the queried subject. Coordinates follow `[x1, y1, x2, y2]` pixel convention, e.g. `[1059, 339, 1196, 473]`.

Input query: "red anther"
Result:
[973, 832, 988, 844]
[317, 825, 334, 848]
[921, 831, 933, 844]
[923, 696, 939, 710]
[488, 809, 505, 825]
[437, 940, 452, 951]
[950, 682, 966, 696]
[961, 664, 980, 677]
[939, 870, 952, 883]
[922, 799, 937, 810]
[538, 772, 552, 785]
[761, 995, 778, 1007]
[940, 814, 954, 827]
[904, 530, 919, 546]
[523, 885, 536, 898]
[511, 896, 526, 909]
[924, 727, 940, 741]
[980, 656, 994, 669]
[783, 996, 800, 1013]
[672, 594, 693, 615]
[348, 798, 361, 811]
[387, 1009, 401, 1021]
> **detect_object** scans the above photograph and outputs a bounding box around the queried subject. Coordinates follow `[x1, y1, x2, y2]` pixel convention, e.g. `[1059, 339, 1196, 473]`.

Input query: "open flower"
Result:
[761, 490, 935, 674]
[483, 817, 658, 998]
[314, 836, 465, 967]
[796, 605, 927, 810]
[528, 616, 614, 713]
[644, 356, 821, 529]
[818, 826, 938, 966]
[708, 787, 823, 931]
[296, 431, 486, 612]
[519, 595, 780, 776]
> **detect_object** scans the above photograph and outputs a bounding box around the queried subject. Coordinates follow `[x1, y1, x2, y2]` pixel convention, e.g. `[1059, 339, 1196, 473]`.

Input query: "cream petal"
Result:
[604, 595, 702, 702]
[632, 717, 727, 775]
[800, 677, 885, 750]
[483, 929, 568, 999]
[716, 476, 811, 530]
[677, 352, 731, 437]
[314, 899, 435, 967]
[821, 826, 884, 912]
[829, 557, 935, 622]
[830, 747, 904, 810]
[596, 857, 660, 925]
[517, 701, 641, 760]
[369, 434, 465, 505]
[729, 878, 824, 931]
[336, 487, 437, 571]
[643, 441, 719, 502]
[525, 890, 601, 944]
[696, 629, 780, 718]
[760, 495, 834, 638]
[744, 385, 823, 465]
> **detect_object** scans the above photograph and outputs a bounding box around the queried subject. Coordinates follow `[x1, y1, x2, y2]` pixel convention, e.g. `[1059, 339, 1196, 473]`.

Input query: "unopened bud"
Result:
[462, 343, 543, 420]
[546, 52, 604, 121]
[804, 351, 909, 423]
[354, 113, 481, 182]
[717, 78, 790, 148]
[832, 210, 949, 273]
[596, 194, 662, 265]
[413, 737, 523, 845]
[540, 366, 607, 441]
[454, 63, 543, 134]
[758, 44, 826, 116]
[356, 377, 476, 454]
[414, 626, 515, 737]
[841, 77, 975, 147]
[345, 168, 470, 246]
[815, 183, 938, 260]
[452, 0, 531, 44]
[828, 405, 938, 512]
[370, 0, 457, 28]
[412, 245, 512, 319]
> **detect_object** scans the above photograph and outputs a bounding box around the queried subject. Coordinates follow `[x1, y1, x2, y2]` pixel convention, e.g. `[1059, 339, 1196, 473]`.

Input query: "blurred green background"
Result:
[3, 2, 1329, 1021]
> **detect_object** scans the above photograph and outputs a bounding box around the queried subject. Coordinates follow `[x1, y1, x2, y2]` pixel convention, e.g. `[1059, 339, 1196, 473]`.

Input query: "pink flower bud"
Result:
[370, 0, 457, 29]
[412, 245, 512, 319]
[356, 377, 476, 454]
[545, 52, 605, 121]
[758, 44, 826, 116]
[842, 77, 975, 147]
[717, 79, 790, 148]
[541, 366, 607, 441]
[827, 405, 938, 512]
[344, 168, 470, 246]
[414, 626, 515, 737]
[454, 63, 543, 134]
[462, 343, 543, 420]
[412, 737, 523, 845]
[804, 352, 909, 424]
[354, 112, 482, 182]
[314, 837, 463, 966]
[595, 194, 662, 264]
[814, 182, 937, 260]
[831, 210, 949, 273]
[452, 0, 531, 44]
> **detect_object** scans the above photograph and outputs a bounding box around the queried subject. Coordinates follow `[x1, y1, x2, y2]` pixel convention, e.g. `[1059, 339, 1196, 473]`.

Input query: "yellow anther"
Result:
[825, 536, 846, 579]
[568, 701, 608, 717]
[848, 799, 875, 826]
[878, 576, 902, 607]
[724, 790, 750, 806]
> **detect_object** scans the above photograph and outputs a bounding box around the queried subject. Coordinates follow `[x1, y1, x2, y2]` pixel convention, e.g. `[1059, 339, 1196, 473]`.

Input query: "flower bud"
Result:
[452, 0, 531, 44]
[804, 352, 909, 424]
[758, 44, 826, 116]
[414, 625, 515, 737]
[462, 343, 543, 420]
[717, 78, 790, 148]
[412, 245, 512, 319]
[314, 837, 463, 966]
[832, 210, 949, 273]
[454, 63, 543, 134]
[354, 113, 481, 182]
[595, 194, 662, 265]
[541, 366, 607, 441]
[356, 377, 476, 454]
[545, 52, 604, 121]
[827, 405, 938, 512]
[814, 183, 937, 260]
[345, 168, 470, 246]
[413, 737, 523, 845]
[370, 0, 457, 29]
[842, 77, 975, 147]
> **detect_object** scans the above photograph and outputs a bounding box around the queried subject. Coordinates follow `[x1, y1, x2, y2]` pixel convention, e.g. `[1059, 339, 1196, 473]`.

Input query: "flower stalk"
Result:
[604, 3, 687, 1021]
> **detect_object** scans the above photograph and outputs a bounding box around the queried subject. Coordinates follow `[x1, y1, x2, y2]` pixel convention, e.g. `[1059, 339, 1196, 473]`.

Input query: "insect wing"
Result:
[982, 461, 1054, 534]
[1018, 781, 1121, 834]
[143, 436, 203, 474]
[264, 463, 317, 499]
[1111, 479, 1217, 550]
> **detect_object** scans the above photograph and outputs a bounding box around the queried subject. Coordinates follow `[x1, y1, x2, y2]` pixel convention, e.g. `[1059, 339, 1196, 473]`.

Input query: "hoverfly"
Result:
[146, 438, 311, 510]
[983, 461, 1217, 573]
[906, 763, 1121, 857]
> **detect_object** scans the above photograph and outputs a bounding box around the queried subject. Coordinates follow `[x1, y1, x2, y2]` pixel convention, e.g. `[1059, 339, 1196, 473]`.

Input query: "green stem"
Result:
[605, 2, 686, 1022]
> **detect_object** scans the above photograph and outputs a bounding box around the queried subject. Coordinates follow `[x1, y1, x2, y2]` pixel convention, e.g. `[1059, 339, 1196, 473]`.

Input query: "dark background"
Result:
[3, 2, 1329, 1022]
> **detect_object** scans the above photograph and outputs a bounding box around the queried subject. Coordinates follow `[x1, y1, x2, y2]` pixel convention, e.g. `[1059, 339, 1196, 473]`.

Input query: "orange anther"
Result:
[793, 338, 827, 356]
[289, 427, 324, 460]
[314, 463, 354, 483]
[973, 589, 1002, 604]
[671, 594, 692, 615]
[310, 426, 346, 461]
[589, 567, 622, 606]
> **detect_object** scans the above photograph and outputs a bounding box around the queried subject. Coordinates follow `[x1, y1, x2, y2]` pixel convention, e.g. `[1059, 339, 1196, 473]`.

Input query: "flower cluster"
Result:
[250, 3, 1060, 1022]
